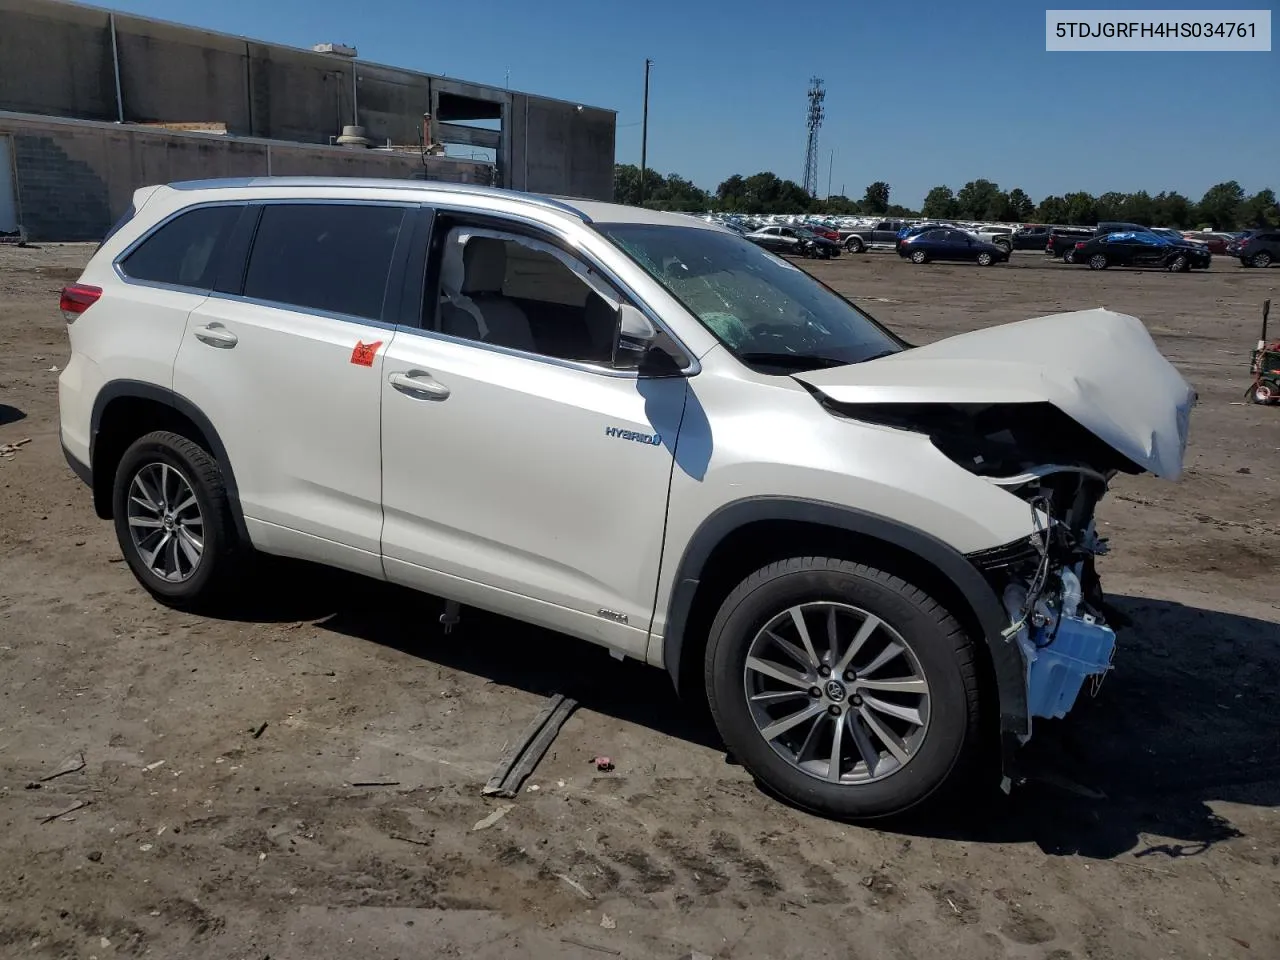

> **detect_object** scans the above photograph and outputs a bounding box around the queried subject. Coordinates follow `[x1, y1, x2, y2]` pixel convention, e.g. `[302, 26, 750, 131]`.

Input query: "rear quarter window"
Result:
[120, 205, 242, 290]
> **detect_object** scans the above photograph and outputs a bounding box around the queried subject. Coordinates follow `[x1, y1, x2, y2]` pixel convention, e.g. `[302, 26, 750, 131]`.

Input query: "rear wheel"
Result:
[112, 430, 239, 609]
[1253, 251, 1273, 268]
[1088, 253, 1108, 270]
[910, 249, 928, 264]
[1252, 381, 1277, 404]
[976, 251, 994, 266]
[704, 557, 980, 820]
[845, 237, 865, 253]
[1063, 248, 1076, 264]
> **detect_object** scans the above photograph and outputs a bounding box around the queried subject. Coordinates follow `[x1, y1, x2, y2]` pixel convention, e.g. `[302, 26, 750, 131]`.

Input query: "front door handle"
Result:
[389, 370, 450, 401]
[193, 323, 238, 349]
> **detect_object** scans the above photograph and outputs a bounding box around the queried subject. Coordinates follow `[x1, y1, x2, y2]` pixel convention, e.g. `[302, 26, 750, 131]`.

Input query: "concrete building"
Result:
[0, 0, 616, 240]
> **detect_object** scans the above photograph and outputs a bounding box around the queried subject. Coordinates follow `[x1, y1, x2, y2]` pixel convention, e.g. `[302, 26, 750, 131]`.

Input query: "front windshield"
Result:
[597, 222, 904, 372]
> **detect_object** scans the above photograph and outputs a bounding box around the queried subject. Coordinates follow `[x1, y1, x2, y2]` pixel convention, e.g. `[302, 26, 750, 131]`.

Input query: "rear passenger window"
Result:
[121, 205, 241, 290]
[243, 204, 407, 321]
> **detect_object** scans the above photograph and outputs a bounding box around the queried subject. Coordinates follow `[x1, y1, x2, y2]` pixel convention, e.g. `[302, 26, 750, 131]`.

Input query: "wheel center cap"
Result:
[163, 514, 175, 531]
[824, 679, 847, 702]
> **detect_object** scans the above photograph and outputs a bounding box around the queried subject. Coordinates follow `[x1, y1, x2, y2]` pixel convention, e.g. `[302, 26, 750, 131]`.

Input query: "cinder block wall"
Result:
[0, 113, 492, 241]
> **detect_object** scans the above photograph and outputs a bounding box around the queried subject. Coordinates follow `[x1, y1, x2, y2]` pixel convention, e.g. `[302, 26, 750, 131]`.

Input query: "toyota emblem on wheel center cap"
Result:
[824, 679, 847, 702]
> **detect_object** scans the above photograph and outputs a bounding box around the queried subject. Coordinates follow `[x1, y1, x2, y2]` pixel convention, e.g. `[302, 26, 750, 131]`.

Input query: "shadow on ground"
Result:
[225, 564, 1280, 859]
[0, 404, 26, 426]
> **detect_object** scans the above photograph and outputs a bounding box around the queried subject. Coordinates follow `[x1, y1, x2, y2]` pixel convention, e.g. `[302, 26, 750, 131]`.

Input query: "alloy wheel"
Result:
[1256, 252, 1273, 268]
[743, 602, 931, 784]
[126, 462, 205, 582]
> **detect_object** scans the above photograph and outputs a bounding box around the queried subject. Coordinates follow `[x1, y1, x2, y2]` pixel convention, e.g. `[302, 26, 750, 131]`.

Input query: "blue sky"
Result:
[104, 0, 1277, 207]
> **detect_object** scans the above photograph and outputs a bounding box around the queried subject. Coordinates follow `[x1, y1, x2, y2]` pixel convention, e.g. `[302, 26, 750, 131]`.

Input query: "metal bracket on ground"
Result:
[482, 693, 578, 798]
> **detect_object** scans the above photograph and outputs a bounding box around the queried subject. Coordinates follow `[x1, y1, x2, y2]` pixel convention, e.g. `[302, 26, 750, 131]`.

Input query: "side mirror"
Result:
[615, 304, 657, 366]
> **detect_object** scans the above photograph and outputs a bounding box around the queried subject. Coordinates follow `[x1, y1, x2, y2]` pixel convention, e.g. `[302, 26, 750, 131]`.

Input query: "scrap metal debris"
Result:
[0, 437, 32, 460]
[38, 800, 90, 824]
[482, 693, 577, 798]
[472, 804, 514, 831]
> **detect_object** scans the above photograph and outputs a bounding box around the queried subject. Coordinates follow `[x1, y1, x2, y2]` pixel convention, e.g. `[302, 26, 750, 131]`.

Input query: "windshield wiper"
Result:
[737, 351, 849, 370]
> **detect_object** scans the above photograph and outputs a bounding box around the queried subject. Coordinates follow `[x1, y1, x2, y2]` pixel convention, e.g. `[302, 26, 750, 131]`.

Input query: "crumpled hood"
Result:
[794, 308, 1196, 479]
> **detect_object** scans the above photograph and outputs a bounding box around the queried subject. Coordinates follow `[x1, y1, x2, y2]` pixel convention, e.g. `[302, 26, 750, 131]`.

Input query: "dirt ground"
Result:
[2, 243, 1278, 960]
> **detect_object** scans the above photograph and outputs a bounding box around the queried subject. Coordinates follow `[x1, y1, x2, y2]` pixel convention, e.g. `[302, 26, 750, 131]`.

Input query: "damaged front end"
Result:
[794, 309, 1196, 761]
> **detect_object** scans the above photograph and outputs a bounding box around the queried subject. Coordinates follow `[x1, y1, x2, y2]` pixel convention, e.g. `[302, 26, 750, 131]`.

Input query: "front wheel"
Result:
[910, 249, 928, 264]
[112, 430, 240, 609]
[1254, 251, 1274, 268]
[1252, 381, 1277, 404]
[1088, 253, 1108, 270]
[976, 251, 994, 266]
[704, 558, 980, 820]
[1167, 254, 1189, 273]
[1063, 248, 1076, 264]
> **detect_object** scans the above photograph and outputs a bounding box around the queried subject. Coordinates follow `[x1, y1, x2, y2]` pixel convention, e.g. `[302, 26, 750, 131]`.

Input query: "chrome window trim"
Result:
[422, 202, 700, 379]
[204, 291, 399, 331]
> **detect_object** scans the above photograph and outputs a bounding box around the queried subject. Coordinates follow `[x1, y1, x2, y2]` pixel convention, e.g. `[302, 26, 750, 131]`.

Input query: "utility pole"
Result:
[639, 58, 652, 207]
[827, 148, 833, 202]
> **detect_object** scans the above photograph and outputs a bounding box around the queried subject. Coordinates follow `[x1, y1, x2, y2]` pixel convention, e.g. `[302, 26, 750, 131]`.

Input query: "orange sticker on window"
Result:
[350, 340, 383, 367]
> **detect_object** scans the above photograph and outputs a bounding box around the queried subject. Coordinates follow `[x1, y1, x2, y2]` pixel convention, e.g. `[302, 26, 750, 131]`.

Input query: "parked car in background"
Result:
[746, 225, 840, 259]
[804, 223, 842, 243]
[1183, 231, 1232, 255]
[1045, 227, 1094, 261]
[1013, 225, 1053, 250]
[1235, 230, 1280, 267]
[840, 219, 908, 252]
[897, 228, 1009, 266]
[1073, 231, 1212, 271]
[972, 226, 1013, 253]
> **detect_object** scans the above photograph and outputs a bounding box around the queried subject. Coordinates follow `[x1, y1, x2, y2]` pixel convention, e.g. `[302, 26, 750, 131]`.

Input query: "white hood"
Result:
[794, 308, 1196, 479]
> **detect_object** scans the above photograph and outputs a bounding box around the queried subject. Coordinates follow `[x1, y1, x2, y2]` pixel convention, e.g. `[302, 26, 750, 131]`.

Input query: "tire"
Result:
[1167, 254, 1188, 273]
[910, 249, 928, 264]
[845, 237, 865, 253]
[1252, 381, 1276, 404]
[1088, 253, 1107, 270]
[976, 251, 994, 267]
[1253, 251, 1273, 268]
[112, 430, 239, 609]
[1063, 248, 1076, 264]
[704, 557, 980, 820]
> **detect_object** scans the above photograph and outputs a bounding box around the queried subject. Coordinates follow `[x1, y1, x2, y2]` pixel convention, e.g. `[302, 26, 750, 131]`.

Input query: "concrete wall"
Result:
[0, 0, 616, 199]
[0, 112, 492, 240]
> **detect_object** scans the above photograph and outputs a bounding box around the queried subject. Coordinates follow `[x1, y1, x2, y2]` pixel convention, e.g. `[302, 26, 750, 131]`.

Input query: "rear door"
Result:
[173, 199, 417, 577]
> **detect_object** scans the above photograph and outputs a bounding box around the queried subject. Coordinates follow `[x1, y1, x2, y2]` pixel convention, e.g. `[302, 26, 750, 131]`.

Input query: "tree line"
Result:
[614, 163, 1280, 230]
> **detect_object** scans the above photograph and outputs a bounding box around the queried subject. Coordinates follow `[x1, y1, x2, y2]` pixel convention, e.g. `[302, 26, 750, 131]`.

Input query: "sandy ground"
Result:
[1, 243, 1278, 960]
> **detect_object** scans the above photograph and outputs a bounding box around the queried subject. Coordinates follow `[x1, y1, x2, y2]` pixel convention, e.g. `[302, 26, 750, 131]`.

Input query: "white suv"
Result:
[58, 178, 1194, 819]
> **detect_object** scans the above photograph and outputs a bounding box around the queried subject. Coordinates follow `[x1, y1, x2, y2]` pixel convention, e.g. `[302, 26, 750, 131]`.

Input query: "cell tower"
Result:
[802, 77, 825, 197]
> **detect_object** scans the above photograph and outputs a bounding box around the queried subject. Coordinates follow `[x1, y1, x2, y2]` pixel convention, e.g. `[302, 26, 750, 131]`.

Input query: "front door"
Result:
[173, 200, 417, 578]
[379, 217, 690, 656]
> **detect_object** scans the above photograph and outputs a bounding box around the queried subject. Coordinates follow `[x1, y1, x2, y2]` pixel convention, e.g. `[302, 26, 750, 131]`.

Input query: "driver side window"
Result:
[428, 224, 622, 365]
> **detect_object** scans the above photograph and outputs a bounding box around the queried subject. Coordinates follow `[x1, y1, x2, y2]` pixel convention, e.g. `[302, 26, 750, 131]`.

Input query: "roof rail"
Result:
[165, 177, 592, 223]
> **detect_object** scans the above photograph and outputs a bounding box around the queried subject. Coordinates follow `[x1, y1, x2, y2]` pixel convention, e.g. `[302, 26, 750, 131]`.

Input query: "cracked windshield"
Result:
[599, 223, 902, 371]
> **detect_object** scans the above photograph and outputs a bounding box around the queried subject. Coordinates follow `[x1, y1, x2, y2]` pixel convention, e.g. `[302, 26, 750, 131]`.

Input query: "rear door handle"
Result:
[193, 323, 238, 349]
[389, 370, 450, 401]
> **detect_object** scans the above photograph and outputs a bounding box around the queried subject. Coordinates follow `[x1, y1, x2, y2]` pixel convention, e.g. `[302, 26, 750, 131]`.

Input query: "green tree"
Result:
[742, 171, 783, 213]
[1120, 190, 1155, 225]
[1062, 191, 1098, 225]
[1240, 188, 1280, 228]
[716, 174, 747, 211]
[776, 179, 814, 213]
[1152, 191, 1193, 228]
[885, 203, 920, 218]
[1005, 188, 1035, 221]
[819, 195, 860, 216]
[1196, 180, 1245, 230]
[862, 181, 891, 214]
[1036, 195, 1068, 224]
[614, 164, 663, 206]
[955, 179, 1003, 220]
[1095, 192, 1128, 222]
[921, 185, 957, 220]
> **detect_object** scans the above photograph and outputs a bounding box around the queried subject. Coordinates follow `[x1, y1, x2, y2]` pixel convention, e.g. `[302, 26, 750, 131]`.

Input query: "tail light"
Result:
[60, 284, 102, 323]
[1074, 242, 1086, 249]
